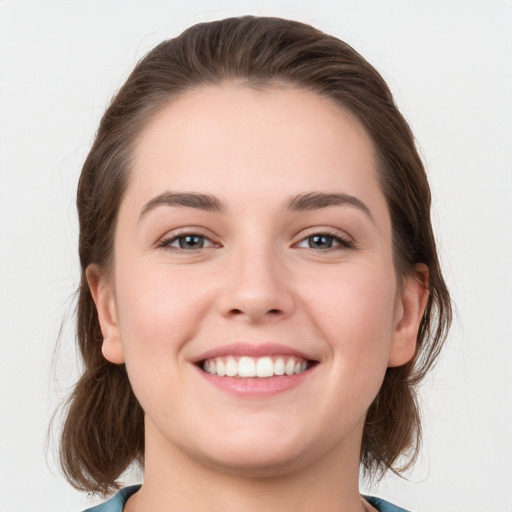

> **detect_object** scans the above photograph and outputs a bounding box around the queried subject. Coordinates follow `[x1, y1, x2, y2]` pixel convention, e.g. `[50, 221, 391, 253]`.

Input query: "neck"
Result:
[128, 419, 371, 512]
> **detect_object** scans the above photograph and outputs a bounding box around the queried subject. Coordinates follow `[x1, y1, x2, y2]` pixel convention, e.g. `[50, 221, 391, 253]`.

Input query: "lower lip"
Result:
[195, 365, 315, 397]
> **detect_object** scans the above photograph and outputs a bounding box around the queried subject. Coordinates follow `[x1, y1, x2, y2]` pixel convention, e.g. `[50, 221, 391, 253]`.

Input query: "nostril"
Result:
[227, 307, 282, 318]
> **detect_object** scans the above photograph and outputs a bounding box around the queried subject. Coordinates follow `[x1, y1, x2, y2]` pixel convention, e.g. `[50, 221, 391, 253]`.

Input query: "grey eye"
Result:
[164, 234, 214, 250]
[296, 233, 353, 251]
[302, 235, 335, 249]
[177, 235, 206, 249]
[311, 235, 335, 249]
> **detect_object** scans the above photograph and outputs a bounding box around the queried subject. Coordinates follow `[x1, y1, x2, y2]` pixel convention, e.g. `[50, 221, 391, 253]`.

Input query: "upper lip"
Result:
[192, 342, 318, 363]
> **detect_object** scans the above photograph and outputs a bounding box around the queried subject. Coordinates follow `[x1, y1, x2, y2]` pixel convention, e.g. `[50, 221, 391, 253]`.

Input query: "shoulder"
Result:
[82, 485, 141, 512]
[80, 488, 407, 512]
[365, 495, 411, 512]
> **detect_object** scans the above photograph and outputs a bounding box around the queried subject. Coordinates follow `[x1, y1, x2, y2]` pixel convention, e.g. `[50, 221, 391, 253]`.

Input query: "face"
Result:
[90, 85, 426, 478]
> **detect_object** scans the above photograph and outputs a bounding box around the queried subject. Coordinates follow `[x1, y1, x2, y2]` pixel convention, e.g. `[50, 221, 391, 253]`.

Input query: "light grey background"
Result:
[1, 1, 511, 511]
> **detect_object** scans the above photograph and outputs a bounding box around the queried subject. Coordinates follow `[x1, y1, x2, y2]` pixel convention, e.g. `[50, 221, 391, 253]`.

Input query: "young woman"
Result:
[60, 16, 451, 512]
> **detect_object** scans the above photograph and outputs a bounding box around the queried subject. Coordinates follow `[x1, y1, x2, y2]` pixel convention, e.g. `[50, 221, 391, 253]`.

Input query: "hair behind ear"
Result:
[361, 363, 420, 477]
[60, 279, 144, 494]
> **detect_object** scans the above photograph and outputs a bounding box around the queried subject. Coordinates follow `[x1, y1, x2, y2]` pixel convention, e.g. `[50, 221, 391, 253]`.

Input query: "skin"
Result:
[88, 85, 428, 512]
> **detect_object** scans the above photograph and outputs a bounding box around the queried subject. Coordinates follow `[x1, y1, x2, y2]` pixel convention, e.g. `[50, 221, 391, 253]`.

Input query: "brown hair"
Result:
[60, 15, 452, 494]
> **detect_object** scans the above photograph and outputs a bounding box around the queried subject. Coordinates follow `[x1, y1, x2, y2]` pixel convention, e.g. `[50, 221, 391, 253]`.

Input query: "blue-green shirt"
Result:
[82, 485, 411, 511]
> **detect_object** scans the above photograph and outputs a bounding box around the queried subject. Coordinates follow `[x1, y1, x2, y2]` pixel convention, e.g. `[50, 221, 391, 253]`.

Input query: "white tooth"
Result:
[294, 361, 302, 374]
[225, 357, 237, 377]
[216, 359, 226, 377]
[209, 360, 216, 375]
[238, 356, 256, 377]
[203, 360, 210, 373]
[256, 357, 274, 377]
[285, 358, 295, 376]
[274, 358, 285, 375]
[300, 361, 308, 373]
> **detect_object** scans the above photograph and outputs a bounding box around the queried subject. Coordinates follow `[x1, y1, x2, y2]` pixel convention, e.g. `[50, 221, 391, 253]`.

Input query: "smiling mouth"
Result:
[199, 355, 316, 378]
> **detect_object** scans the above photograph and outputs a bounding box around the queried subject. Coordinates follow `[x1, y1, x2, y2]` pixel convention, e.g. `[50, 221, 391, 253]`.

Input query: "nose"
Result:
[217, 244, 295, 324]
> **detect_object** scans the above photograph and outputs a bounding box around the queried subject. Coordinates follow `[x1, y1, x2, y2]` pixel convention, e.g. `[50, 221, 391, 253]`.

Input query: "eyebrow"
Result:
[286, 192, 374, 222]
[139, 192, 223, 220]
[139, 190, 373, 222]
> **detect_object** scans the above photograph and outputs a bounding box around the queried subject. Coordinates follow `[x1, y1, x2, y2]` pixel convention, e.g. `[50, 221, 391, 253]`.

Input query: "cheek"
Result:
[300, 262, 397, 369]
[112, 261, 216, 414]
[114, 261, 212, 361]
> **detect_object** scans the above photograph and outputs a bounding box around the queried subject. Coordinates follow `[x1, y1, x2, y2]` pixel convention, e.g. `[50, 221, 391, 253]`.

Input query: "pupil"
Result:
[310, 235, 332, 249]
[179, 235, 204, 249]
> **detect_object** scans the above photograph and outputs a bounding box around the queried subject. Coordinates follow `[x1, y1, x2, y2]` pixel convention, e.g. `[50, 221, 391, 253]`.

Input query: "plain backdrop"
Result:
[1, 1, 511, 511]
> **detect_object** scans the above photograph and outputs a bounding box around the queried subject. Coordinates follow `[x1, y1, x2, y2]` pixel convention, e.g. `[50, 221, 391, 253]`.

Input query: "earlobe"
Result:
[388, 263, 429, 368]
[86, 264, 125, 364]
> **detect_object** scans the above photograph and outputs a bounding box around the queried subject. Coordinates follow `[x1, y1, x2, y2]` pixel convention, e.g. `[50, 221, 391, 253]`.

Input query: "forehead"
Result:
[126, 84, 387, 218]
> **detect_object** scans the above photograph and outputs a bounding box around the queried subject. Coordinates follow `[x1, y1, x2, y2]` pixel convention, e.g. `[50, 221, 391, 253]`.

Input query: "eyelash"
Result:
[157, 230, 355, 253]
[294, 231, 355, 252]
[158, 232, 218, 251]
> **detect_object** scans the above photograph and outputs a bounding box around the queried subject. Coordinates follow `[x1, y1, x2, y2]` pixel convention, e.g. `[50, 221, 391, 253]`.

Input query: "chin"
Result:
[202, 447, 308, 479]
[189, 427, 324, 478]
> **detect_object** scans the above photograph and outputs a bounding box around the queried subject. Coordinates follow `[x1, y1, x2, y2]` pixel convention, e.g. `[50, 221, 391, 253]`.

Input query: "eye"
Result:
[160, 234, 215, 250]
[296, 233, 354, 251]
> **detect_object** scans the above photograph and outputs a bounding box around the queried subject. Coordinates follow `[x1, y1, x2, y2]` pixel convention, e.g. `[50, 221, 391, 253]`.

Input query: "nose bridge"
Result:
[219, 234, 293, 322]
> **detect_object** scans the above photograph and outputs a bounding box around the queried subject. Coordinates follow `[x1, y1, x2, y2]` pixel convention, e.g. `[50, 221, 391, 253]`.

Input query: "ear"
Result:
[86, 264, 125, 364]
[388, 263, 429, 367]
